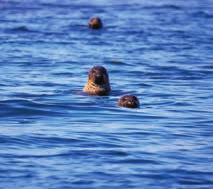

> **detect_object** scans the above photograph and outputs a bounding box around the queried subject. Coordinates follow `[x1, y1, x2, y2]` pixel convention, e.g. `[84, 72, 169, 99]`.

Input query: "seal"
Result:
[118, 95, 140, 108]
[88, 17, 103, 29]
[83, 66, 111, 96]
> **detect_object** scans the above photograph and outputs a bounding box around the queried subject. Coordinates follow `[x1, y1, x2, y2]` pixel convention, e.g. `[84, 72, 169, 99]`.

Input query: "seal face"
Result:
[83, 66, 111, 96]
[88, 17, 103, 29]
[118, 95, 140, 108]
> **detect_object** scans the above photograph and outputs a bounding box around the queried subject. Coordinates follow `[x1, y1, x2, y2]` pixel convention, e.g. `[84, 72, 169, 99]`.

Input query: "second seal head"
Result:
[118, 95, 140, 108]
[88, 17, 103, 29]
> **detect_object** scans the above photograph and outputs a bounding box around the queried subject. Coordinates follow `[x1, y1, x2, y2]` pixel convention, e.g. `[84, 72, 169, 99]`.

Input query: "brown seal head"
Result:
[118, 95, 140, 108]
[88, 17, 103, 29]
[83, 66, 111, 96]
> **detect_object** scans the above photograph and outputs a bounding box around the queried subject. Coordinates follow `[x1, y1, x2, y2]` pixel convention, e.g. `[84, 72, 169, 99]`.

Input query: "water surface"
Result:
[0, 0, 213, 188]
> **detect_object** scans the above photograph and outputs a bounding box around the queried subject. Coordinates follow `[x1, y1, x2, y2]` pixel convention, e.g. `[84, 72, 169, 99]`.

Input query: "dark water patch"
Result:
[192, 10, 213, 19]
[0, 107, 64, 118]
[71, 180, 95, 186]
[143, 4, 183, 10]
[9, 92, 61, 98]
[104, 59, 131, 66]
[1, 149, 128, 159]
[0, 99, 67, 118]
[5, 26, 33, 33]
[0, 169, 35, 179]
[0, 135, 31, 146]
[111, 158, 161, 165]
[172, 169, 213, 186]
[51, 72, 74, 77]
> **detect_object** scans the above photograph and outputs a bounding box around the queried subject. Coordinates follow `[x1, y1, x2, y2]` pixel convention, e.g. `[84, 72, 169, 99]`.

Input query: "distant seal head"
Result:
[118, 95, 140, 108]
[83, 66, 111, 96]
[88, 17, 103, 29]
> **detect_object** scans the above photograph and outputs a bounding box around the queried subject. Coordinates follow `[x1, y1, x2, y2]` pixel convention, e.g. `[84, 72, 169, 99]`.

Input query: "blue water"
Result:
[0, 0, 213, 188]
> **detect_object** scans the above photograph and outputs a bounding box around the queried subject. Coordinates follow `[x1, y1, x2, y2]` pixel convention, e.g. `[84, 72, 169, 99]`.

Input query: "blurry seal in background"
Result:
[83, 66, 111, 96]
[118, 95, 140, 108]
[88, 17, 103, 29]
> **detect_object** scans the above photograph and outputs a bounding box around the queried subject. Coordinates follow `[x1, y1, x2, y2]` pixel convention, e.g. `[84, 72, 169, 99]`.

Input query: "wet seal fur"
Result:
[118, 95, 140, 108]
[88, 17, 103, 29]
[83, 66, 111, 96]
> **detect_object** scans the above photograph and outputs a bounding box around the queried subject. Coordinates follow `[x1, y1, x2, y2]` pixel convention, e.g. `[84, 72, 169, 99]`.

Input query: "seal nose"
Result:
[94, 74, 104, 84]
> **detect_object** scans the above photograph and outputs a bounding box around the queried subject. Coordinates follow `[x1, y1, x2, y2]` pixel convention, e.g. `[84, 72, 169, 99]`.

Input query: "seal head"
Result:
[118, 95, 140, 108]
[83, 66, 111, 96]
[88, 17, 103, 29]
